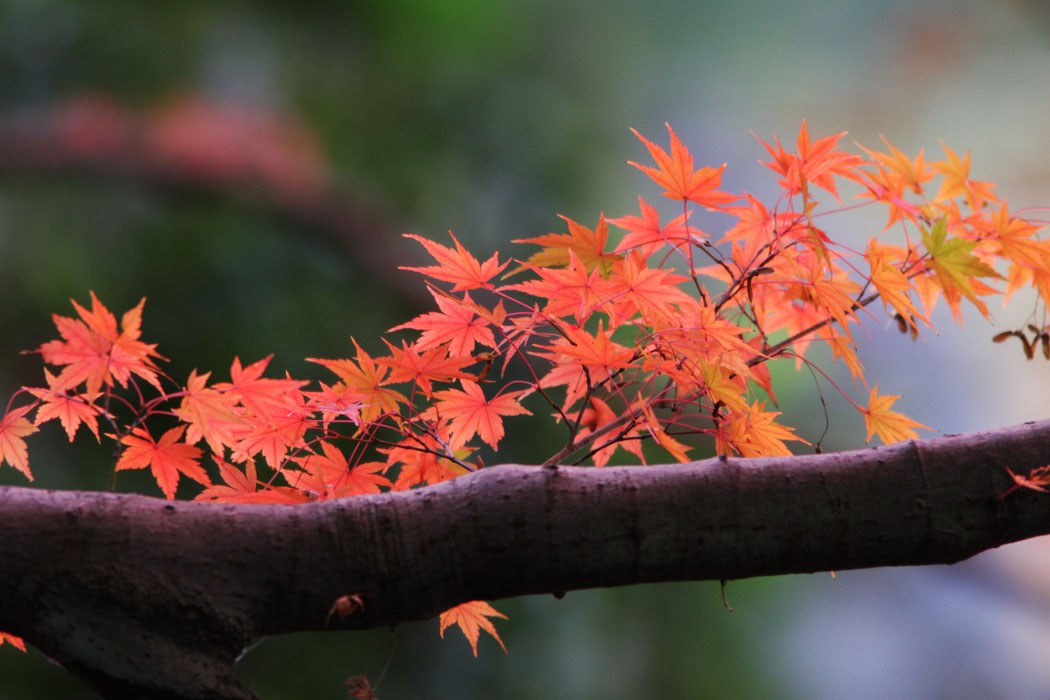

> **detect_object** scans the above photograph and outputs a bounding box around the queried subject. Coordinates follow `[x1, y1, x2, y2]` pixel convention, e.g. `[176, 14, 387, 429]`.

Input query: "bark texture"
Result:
[2, 419, 1050, 698]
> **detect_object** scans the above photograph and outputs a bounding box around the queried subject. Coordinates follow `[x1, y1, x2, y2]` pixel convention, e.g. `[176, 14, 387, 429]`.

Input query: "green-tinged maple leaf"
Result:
[116, 424, 209, 499]
[439, 600, 507, 656]
[511, 213, 622, 277]
[921, 217, 1002, 318]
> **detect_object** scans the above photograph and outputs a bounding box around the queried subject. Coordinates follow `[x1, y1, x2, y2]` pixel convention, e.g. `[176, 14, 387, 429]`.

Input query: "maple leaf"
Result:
[116, 424, 209, 499]
[511, 213, 622, 277]
[576, 396, 645, 466]
[230, 396, 311, 470]
[439, 600, 508, 656]
[213, 355, 307, 417]
[507, 251, 617, 323]
[0, 632, 25, 652]
[308, 340, 407, 423]
[857, 135, 935, 195]
[606, 251, 693, 326]
[381, 433, 471, 489]
[716, 402, 806, 457]
[378, 339, 475, 394]
[933, 142, 998, 211]
[609, 196, 697, 258]
[173, 369, 242, 457]
[430, 380, 531, 450]
[629, 124, 736, 207]
[757, 120, 865, 202]
[866, 239, 929, 331]
[861, 385, 932, 445]
[37, 292, 164, 395]
[29, 369, 103, 442]
[195, 456, 304, 504]
[288, 441, 391, 498]
[641, 404, 692, 463]
[389, 289, 496, 356]
[921, 217, 1002, 318]
[0, 405, 37, 480]
[539, 321, 636, 376]
[401, 231, 509, 291]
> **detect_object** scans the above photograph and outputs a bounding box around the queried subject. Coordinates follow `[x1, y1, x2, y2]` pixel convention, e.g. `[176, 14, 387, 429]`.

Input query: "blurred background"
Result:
[1, 0, 1050, 698]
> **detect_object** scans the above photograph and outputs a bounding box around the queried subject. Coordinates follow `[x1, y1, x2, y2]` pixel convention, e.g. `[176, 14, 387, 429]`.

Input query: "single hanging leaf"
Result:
[439, 600, 508, 656]
[861, 385, 932, 445]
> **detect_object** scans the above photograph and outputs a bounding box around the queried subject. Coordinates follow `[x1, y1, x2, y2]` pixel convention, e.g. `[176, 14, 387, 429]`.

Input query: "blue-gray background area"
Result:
[0, 1, 1048, 698]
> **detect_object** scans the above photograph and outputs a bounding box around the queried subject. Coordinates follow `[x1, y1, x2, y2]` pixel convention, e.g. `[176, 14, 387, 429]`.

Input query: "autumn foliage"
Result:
[3, 121, 1050, 657]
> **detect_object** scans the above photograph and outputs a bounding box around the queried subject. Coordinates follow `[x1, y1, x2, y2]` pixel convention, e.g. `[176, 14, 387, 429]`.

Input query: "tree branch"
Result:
[2, 419, 1049, 698]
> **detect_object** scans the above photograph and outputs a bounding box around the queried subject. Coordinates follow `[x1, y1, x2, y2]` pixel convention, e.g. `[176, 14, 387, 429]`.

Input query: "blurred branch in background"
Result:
[0, 94, 426, 306]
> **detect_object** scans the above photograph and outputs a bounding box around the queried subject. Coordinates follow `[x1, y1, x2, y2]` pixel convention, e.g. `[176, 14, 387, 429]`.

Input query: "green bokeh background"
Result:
[2, 1, 1050, 698]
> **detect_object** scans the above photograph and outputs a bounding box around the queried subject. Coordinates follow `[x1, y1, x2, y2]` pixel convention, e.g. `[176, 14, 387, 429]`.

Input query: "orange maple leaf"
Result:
[861, 385, 932, 445]
[116, 424, 209, 499]
[0, 405, 37, 480]
[29, 369, 103, 442]
[401, 231, 509, 291]
[757, 120, 866, 203]
[610, 196, 697, 257]
[866, 239, 929, 332]
[309, 340, 407, 424]
[389, 289, 496, 356]
[430, 380, 531, 450]
[174, 369, 242, 457]
[377, 339, 475, 394]
[288, 441, 391, 498]
[439, 600, 508, 656]
[512, 213, 623, 276]
[0, 632, 25, 652]
[629, 124, 736, 207]
[37, 292, 164, 395]
[213, 355, 307, 416]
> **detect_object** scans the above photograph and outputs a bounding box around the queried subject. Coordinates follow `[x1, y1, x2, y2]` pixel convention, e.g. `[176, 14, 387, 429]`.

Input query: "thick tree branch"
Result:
[2, 419, 1050, 698]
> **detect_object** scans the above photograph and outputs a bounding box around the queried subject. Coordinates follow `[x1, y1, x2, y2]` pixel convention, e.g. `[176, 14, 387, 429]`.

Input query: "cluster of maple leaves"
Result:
[2, 121, 1050, 658]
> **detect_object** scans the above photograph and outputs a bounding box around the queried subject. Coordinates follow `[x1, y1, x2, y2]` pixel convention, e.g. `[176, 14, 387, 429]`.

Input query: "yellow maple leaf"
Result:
[861, 385, 932, 445]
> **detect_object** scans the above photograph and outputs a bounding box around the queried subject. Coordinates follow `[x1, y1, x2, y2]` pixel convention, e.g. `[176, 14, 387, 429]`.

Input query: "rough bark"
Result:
[2, 419, 1049, 698]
